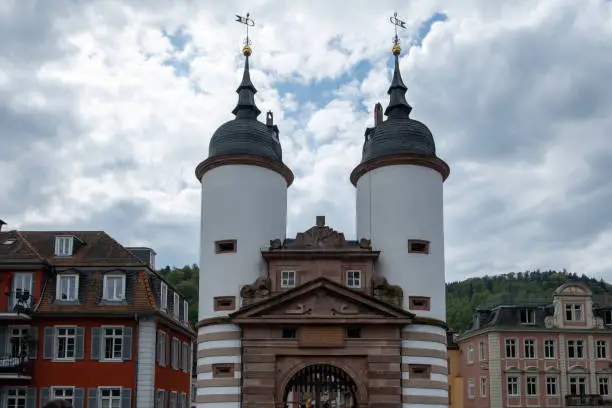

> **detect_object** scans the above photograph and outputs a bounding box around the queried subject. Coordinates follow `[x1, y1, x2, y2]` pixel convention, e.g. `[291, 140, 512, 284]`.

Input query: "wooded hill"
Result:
[159, 265, 610, 334]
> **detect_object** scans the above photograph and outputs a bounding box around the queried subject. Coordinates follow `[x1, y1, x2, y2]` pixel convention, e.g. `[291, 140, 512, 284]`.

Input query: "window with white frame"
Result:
[57, 274, 79, 301]
[569, 376, 587, 395]
[173, 293, 180, 317]
[346, 270, 361, 288]
[546, 376, 558, 396]
[161, 282, 168, 310]
[524, 339, 536, 359]
[478, 341, 485, 361]
[600, 377, 610, 395]
[467, 379, 475, 399]
[6, 389, 27, 407]
[53, 387, 74, 405]
[566, 304, 584, 321]
[103, 327, 123, 360]
[55, 236, 74, 257]
[281, 271, 296, 288]
[526, 376, 537, 396]
[9, 326, 29, 357]
[520, 309, 535, 324]
[568, 340, 585, 358]
[597, 340, 608, 359]
[467, 345, 474, 363]
[183, 300, 189, 323]
[170, 391, 178, 408]
[10, 272, 33, 307]
[544, 339, 556, 359]
[99, 387, 121, 408]
[55, 327, 77, 359]
[507, 376, 520, 396]
[480, 377, 487, 397]
[155, 390, 164, 408]
[103, 274, 126, 301]
[505, 339, 517, 358]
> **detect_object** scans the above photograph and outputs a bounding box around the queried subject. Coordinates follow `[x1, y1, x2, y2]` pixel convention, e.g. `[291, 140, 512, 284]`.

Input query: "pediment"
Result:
[231, 277, 414, 323]
[554, 283, 592, 297]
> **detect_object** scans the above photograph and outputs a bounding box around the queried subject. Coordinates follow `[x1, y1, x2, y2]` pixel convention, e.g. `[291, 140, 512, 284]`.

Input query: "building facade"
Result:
[194, 39, 451, 408]
[447, 330, 464, 408]
[0, 229, 195, 408]
[456, 282, 612, 408]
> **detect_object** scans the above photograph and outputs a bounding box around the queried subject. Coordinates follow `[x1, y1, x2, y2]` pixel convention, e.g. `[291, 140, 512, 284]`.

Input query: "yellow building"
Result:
[448, 330, 464, 408]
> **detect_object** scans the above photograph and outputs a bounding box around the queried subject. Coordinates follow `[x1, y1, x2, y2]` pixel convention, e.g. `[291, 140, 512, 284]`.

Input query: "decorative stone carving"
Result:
[269, 239, 282, 249]
[286, 303, 312, 315]
[331, 304, 359, 315]
[240, 276, 271, 306]
[544, 315, 554, 329]
[371, 276, 403, 308]
[284, 226, 349, 249]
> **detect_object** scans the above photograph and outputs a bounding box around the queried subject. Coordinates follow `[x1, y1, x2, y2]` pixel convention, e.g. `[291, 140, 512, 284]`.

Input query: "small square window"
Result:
[213, 296, 235, 311]
[282, 328, 297, 339]
[212, 363, 234, 378]
[346, 328, 361, 338]
[346, 270, 362, 289]
[281, 271, 296, 288]
[409, 364, 430, 379]
[215, 240, 237, 254]
[408, 239, 430, 254]
[409, 296, 431, 311]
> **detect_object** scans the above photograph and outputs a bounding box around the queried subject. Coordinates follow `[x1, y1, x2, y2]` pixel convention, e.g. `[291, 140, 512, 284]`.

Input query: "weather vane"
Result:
[389, 12, 407, 55]
[235, 12, 255, 56]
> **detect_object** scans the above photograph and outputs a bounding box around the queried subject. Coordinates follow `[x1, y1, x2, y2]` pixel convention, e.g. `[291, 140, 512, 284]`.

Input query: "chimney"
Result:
[0, 219, 6, 232]
[374, 102, 383, 126]
[316, 215, 326, 227]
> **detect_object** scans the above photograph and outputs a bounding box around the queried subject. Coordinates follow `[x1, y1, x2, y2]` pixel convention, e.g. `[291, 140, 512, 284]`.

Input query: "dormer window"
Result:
[55, 236, 74, 257]
[346, 270, 361, 289]
[520, 309, 536, 325]
[281, 271, 296, 288]
[57, 273, 79, 301]
[103, 274, 126, 301]
[160, 282, 168, 310]
[173, 292, 180, 317]
[566, 304, 584, 321]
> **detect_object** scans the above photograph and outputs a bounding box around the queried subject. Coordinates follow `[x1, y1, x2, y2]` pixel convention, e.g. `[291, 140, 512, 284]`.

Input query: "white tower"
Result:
[350, 39, 450, 407]
[194, 40, 294, 407]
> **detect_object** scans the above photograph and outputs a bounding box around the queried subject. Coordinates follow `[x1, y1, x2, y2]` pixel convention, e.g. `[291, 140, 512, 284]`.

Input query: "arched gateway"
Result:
[283, 364, 358, 408]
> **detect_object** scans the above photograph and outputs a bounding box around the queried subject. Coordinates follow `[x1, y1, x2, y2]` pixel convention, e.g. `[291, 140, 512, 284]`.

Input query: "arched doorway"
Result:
[283, 364, 358, 408]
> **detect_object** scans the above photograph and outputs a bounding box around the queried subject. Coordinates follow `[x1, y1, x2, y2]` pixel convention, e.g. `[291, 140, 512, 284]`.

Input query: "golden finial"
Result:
[389, 12, 406, 56]
[236, 13, 255, 56]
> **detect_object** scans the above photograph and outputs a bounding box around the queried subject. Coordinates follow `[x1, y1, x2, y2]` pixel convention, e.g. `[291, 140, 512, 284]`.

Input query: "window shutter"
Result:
[27, 326, 38, 359]
[122, 327, 133, 361]
[88, 388, 98, 408]
[75, 327, 85, 359]
[121, 388, 132, 408]
[165, 333, 170, 367]
[73, 388, 84, 408]
[156, 331, 161, 364]
[91, 327, 101, 360]
[43, 327, 54, 359]
[39, 388, 50, 407]
[0, 327, 6, 357]
[26, 387, 36, 408]
[171, 339, 177, 370]
[163, 390, 167, 408]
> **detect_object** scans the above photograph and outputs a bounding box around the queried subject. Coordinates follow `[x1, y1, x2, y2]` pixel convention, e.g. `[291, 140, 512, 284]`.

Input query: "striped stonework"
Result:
[401, 324, 449, 408]
[196, 323, 242, 408]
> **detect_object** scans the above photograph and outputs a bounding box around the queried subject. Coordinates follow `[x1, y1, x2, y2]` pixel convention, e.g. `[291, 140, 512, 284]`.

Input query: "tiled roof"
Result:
[0, 231, 45, 264]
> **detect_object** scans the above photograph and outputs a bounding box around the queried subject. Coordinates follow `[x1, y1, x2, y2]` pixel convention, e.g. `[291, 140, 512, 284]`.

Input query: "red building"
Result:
[0, 228, 195, 408]
[455, 282, 612, 408]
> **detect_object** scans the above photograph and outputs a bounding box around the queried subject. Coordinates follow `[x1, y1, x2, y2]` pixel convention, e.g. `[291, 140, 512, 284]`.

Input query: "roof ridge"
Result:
[15, 230, 46, 261]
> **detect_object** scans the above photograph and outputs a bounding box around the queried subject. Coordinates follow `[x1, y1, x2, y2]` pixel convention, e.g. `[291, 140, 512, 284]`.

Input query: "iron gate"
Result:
[284, 364, 357, 408]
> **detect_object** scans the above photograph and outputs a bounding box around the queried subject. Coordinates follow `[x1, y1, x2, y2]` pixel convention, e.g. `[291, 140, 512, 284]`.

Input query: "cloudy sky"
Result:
[1, 0, 611, 282]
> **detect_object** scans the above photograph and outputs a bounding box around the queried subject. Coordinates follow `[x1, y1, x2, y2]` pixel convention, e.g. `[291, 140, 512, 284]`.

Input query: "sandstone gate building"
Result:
[193, 32, 451, 408]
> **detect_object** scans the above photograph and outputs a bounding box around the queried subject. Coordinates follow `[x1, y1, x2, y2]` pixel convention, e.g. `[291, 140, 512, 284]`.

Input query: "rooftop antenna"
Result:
[235, 12, 255, 56]
[389, 11, 407, 56]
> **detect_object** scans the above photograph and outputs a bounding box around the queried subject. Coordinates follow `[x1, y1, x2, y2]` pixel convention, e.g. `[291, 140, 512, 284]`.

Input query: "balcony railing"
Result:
[3, 291, 34, 315]
[565, 394, 612, 406]
[0, 353, 33, 377]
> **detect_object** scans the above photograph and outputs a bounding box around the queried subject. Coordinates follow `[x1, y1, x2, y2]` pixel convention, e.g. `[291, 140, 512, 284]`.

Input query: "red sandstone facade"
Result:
[456, 282, 612, 408]
[0, 229, 195, 408]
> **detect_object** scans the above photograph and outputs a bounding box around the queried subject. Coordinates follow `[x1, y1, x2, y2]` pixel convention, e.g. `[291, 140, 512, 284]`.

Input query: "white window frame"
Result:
[8, 325, 29, 357]
[280, 271, 296, 288]
[599, 376, 610, 396]
[161, 282, 168, 310]
[526, 376, 538, 396]
[546, 376, 558, 396]
[569, 376, 587, 395]
[345, 270, 362, 289]
[56, 274, 79, 301]
[507, 376, 520, 396]
[6, 389, 27, 407]
[505, 338, 517, 358]
[568, 339, 585, 359]
[103, 274, 126, 301]
[520, 308, 535, 324]
[173, 292, 180, 317]
[467, 378, 475, 399]
[478, 341, 485, 361]
[10, 272, 33, 307]
[101, 326, 124, 361]
[52, 386, 76, 404]
[54, 326, 77, 361]
[98, 386, 122, 407]
[55, 236, 74, 257]
[597, 340, 608, 359]
[524, 339, 536, 359]
[467, 345, 474, 363]
[480, 376, 487, 397]
[565, 303, 584, 321]
[183, 300, 189, 323]
[544, 339, 556, 359]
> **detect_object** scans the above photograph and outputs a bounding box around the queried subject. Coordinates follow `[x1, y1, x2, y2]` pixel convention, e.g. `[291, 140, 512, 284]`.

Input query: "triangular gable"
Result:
[230, 277, 414, 323]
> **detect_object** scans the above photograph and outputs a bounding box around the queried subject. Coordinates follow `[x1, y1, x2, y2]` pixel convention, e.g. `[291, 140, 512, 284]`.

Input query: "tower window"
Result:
[346, 328, 361, 338]
[282, 328, 297, 339]
[408, 239, 430, 254]
[212, 363, 234, 378]
[409, 296, 431, 311]
[215, 240, 237, 254]
[346, 270, 362, 289]
[213, 296, 235, 311]
[280, 271, 296, 288]
[409, 364, 431, 379]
